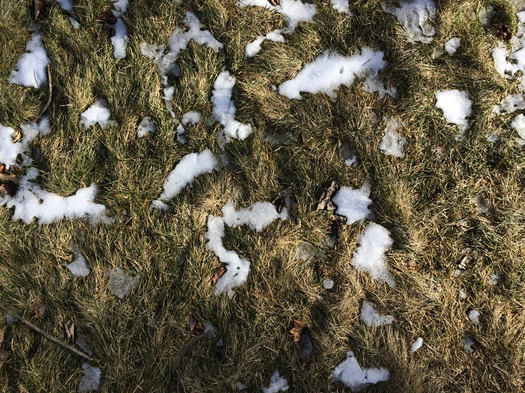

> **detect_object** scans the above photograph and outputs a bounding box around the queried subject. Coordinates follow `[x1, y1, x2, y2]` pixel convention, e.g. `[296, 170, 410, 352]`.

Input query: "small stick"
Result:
[0, 303, 94, 362]
[39, 64, 53, 117]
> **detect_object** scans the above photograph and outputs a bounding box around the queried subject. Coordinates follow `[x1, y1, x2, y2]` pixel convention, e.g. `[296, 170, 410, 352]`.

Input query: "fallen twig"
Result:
[39, 64, 53, 117]
[0, 303, 94, 362]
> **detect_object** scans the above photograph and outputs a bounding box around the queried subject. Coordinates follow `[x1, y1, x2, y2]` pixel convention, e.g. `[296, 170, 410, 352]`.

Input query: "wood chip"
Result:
[289, 320, 306, 343]
[64, 321, 75, 340]
[317, 181, 339, 211]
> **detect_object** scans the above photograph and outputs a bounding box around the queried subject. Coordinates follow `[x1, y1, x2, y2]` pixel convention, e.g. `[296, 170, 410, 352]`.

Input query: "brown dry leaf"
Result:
[11, 129, 23, 143]
[0, 164, 5, 173]
[317, 181, 339, 211]
[407, 260, 418, 271]
[211, 265, 226, 286]
[185, 315, 205, 335]
[64, 321, 75, 340]
[289, 320, 306, 343]
[0, 350, 9, 369]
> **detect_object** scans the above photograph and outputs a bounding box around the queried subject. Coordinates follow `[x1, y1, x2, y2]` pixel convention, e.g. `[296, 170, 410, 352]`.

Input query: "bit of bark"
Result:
[317, 181, 339, 211]
[289, 320, 306, 343]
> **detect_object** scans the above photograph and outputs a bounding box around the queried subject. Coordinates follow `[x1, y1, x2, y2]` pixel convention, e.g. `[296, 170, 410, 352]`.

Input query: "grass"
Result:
[0, 0, 524, 392]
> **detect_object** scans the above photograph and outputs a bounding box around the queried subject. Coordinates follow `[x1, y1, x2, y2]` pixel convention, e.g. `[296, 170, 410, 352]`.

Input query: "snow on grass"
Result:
[67, 246, 91, 277]
[245, 30, 285, 57]
[379, 117, 406, 157]
[468, 309, 480, 325]
[331, 182, 372, 225]
[411, 337, 423, 352]
[9, 28, 50, 88]
[0, 124, 24, 169]
[382, 0, 436, 43]
[262, 370, 289, 393]
[352, 223, 395, 287]
[57, 0, 73, 13]
[360, 300, 394, 327]
[110, 0, 129, 59]
[492, 12, 525, 86]
[278, 49, 396, 100]
[330, 0, 351, 15]
[212, 71, 253, 141]
[79, 99, 116, 129]
[137, 116, 156, 138]
[435, 90, 472, 138]
[444, 37, 461, 54]
[182, 111, 202, 125]
[238, 0, 316, 33]
[206, 200, 288, 297]
[331, 351, 389, 392]
[78, 363, 101, 393]
[107, 267, 139, 299]
[152, 150, 219, 209]
[492, 93, 525, 115]
[510, 114, 525, 144]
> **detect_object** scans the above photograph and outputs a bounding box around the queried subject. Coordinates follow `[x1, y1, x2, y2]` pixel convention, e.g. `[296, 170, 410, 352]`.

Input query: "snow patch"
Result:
[379, 117, 406, 157]
[109, 0, 129, 59]
[382, 0, 436, 43]
[411, 337, 423, 352]
[492, 12, 525, 87]
[332, 183, 372, 225]
[182, 111, 202, 125]
[468, 309, 480, 325]
[331, 351, 389, 392]
[79, 99, 116, 129]
[245, 30, 285, 57]
[352, 223, 395, 287]
[492, 93, 525, 115]
[137, 117, 156, 138]
[263, 370, 289, 393]
[445, 37, 461, 54]
[79, 363, 101, 393]
[435, 90, 472, 137]
[330, 0, 352, 15]
[67, 246, 91, 277]
[9, 28, 50, 88]
[510, 114, 525, 143]
[278, 49, 396, 100]
[360, 300, 394, 327]
[107, 267, 139, 299]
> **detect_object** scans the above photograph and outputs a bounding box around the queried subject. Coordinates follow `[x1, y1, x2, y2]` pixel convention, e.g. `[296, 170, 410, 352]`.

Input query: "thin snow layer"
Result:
[206, 201, 288, 297]
[245, 30, 285, 57]
[9, 29, 50, 88]
[153, 150, 219, 206]
[360, 301, 394, 327]
[79, 99, 116, 129]
[67, 247, 91, 277]
[330, 0, 351, 15]
[352, 223, 395, 287]
[332, 184, 371, 225]
[435, 90, 472, 133]
[510, 114, 525, 142]
[382, 0, 436, 43]
[263, 370, 289, 393]
[212, 71, 253, 141]
[137, 116, 156, 138]
[79, 363, 101, 393]
[445, 37, 461, 54]
[492, 12, 525, 86]
[108, 0, 129, 59]
[107, 267, 139, 299]
[238, 0, 316, 33]
[182, 111, 202, 125]
[492, 93, 525, 115]
[57, 0, 73, 13]
[468, 310, 480, 324]
[278, 49, 396, 100]
[176, 124, 187, 144]
[411, 337, 423, 352]
[331, 351, 389, 392]
[379, 117, 406, 157]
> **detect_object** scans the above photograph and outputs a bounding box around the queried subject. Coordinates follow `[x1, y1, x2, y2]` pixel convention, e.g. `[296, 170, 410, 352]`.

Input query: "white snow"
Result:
[360, 300, 394, 327]
[445, 37, 461, 54]
[411, 337, 423, 352]
[176, 124, 187, 145]
[108, 0, 129, 59]
[492, 94, 525, 115]
[351, 223, 395, 287]
[488, 272, 500, 285]
[330, 0, 351, 15]
[379, 117, 406, 157]
[245, 29, 285, 57]
[182, 111, 202, 125]
[382, 0, 436, 43]
[435, 90, 472, 136]
[323, 278, 334, 289]
[206, 200, 288, 297]
[510, 114, 525, 142]
[9, 28, 50, 88]
[462, 336, 475, 354]
[153, 150, 219, 207]
[137, 117, 156, 138]
[238, 0, 317, 33]
[331, 183, 372, 225]
[78, 363, 101, 393]
[67, 246, 91, 277]
[331, 351, 389, 392]
[263, 370, 289, 393]
[79, 99, 116, 129]
[0, 124, 24, 169]
[236, 382, 248, 391]
[278, 49, 396, 100]
[107, 267, 139, 299]
[468, 309, 480, 325]
[212, 71, 253, 141]
[57, 0, 73, 13]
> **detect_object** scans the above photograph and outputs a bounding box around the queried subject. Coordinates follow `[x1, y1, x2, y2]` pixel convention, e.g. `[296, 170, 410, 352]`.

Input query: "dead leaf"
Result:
[0, 350, 9, 369]
[64, 321, 75, 340]
[11, 129, 23, 143]
[211, 265, 226, 286]
[0, 164, 5, 173]
[185, 315, 205, 335]
[407, 261, 418, 271]
[289, 320, 306, 343]
[317, 181, 339, 211]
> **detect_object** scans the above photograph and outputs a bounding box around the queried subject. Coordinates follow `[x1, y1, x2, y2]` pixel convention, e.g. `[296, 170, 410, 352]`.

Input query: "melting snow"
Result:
[212, 71, 253, 141]
[360, 300, 394, 327]
[445, 37, 461, 54]
[79, 363, 101, 393]
[0, 123, 24, 169]
[323, 278, 334, 289]
[379, 117, 406, 157]
[79, 99, 116, 129]
[331, 351, 389, 392]
[382, 0, 436, 43]
[411, 337, 423, 352]
[107, 267, 139, 299]
[9, 28, 50, 88]
[278, 49, 396, 100]
[352, 223, 395, 287]
[492, 12, 525, 87]
[331, 182, 372, 225]
[109, 0, 129, 59]
[137, 116, 156, 138]
[510, 114, 525, 143]
[238, 0, 316, 33]
[182, 111, 202, 125]
[330, 0, 351, 15]
[263, 370, 289, 393]
[435, 90, 472, 138]
[492, 93, 525, 115]
[57, 0, 73, 13]
[67, 246, 91, 277]
[462, 336, 475, 354]
[245, 30, 285, 57]
[468, 309, 480, 325]
[206, 200, 288, 297]
[153, 150, 219, 209]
